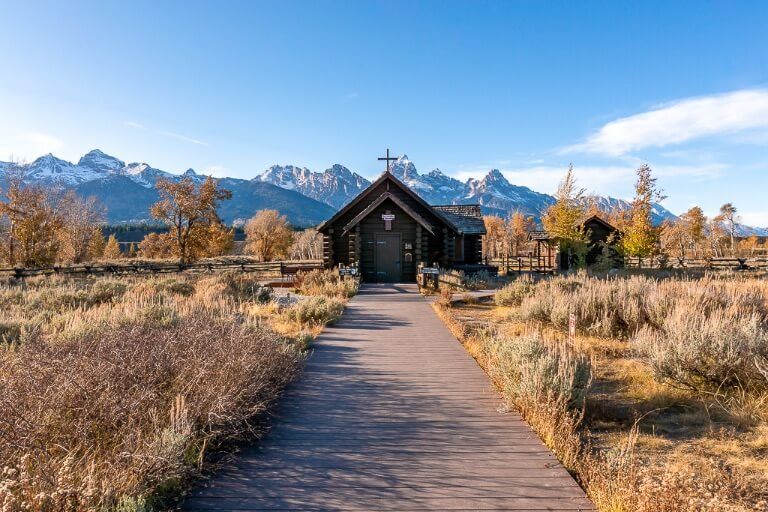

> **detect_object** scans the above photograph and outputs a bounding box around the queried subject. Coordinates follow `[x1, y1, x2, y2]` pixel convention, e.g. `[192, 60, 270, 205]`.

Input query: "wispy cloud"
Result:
[157, 130, 208, 146]
[563, 88, 768, 156]
[125, 121, 207, 146]
[124, 121, 145, 130]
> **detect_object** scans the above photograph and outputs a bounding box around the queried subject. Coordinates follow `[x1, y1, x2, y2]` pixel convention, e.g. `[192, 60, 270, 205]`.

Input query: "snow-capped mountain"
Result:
[583, 195, 677, 225]
[0, 150, 334, 226]
[2, 149, 176, 188]
[255, 163, 369, 208]
[463, 168, 555, 217]
[390, 155, 465, 204]
[5, 149, 765, 234]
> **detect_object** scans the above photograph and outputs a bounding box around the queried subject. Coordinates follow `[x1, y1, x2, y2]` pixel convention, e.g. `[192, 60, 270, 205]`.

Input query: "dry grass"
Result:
[495, 274, 535, 307]
[0, 270, 354, 510]
[435, 273, 768, 512]
[294, 269, 359, 298]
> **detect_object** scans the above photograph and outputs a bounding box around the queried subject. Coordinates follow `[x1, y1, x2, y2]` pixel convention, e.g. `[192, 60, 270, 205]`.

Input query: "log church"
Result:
[317, 150, 487, 282]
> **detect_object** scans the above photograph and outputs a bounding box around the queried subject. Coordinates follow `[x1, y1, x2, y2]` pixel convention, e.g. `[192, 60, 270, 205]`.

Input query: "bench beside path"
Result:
[183, 284, 593, 511]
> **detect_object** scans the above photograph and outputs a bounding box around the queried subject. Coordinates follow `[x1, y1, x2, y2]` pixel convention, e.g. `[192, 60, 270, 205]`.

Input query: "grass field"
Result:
[435, 272, 768, 512]
[0, 269, 356, 511]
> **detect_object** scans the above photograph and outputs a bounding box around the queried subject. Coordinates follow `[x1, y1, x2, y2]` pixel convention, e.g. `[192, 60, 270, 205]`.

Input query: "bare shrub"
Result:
[495, 274, 535, 306]
[632, 305, 768, 394]
[0, 314, 303, 510]
[295, 269, 358, 298]
[212, 272, 273, 302]
[436, 286, 453, 308]
[519, 273, 768, 339]
[284, 296, 345, 326]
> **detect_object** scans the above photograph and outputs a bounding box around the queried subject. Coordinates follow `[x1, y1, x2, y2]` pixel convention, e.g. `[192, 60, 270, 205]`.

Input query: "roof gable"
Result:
[318, 172, 459, 233]
[341, 192, 436, 235]
[580, 214, 618, 232]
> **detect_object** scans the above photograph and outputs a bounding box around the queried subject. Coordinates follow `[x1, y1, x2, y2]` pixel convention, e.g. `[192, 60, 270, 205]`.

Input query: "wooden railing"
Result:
[0, 260, 324, 279]
[489, 255, 556, 274]
[624, 256, 768, 270]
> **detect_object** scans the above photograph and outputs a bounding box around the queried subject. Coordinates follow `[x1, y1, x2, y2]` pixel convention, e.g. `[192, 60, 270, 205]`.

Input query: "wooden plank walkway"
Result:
[182, 284, 593, 511]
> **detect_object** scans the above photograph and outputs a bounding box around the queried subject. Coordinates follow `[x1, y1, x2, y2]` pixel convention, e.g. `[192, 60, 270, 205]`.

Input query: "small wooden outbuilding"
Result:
[317, 171, 486, 282]
[581, 214, 622, 267]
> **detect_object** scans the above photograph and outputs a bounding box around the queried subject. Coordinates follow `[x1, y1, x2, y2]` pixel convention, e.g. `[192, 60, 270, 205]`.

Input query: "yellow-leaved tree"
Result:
[57, 192, 106, 263]
[508, 211, 534, 256]
[482, 215, 506, 260]
[0, 167, 61, 266]
[541, 165, 588, 267]
[245, 209, 293, 262]
[102, 234, 123, 260]
[149, 176, 232, 263]
[621, 164, 665, 260]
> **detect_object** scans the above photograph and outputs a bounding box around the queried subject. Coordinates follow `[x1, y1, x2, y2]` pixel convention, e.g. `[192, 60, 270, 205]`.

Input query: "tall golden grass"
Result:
[435, 272, 768, 511]
[0, 271, 354, 510]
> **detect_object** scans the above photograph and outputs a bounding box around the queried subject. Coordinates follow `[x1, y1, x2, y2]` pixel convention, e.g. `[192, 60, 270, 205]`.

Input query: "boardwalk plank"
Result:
[182, 284, 593, 511]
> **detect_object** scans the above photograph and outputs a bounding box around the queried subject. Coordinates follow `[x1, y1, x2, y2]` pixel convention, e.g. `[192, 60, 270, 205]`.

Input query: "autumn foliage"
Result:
[149, 177, 233, 263]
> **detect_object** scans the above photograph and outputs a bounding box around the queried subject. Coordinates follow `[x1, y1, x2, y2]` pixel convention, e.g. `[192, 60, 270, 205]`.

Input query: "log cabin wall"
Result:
[318, 173, 486, 282]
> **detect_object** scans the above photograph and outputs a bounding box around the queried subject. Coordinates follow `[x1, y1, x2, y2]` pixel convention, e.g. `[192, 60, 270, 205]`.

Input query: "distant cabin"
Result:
[529, 214, 622, 271]
[581, 215, 622, 267]
[317, 172, 487, 282]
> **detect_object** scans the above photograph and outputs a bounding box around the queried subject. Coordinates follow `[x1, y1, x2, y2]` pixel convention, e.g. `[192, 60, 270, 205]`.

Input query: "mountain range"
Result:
[0, 150, 335, 226]
[254, 155, 678, 225]
[1, 149, 765, 235]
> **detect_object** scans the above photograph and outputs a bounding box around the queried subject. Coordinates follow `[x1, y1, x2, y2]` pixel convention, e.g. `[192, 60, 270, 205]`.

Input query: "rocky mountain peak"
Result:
[78, 149, 125, 173]
[390, 155, 419, 181]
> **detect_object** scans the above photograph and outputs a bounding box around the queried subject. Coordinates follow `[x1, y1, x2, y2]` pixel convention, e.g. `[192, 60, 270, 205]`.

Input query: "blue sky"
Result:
[1, 1, 767, 223]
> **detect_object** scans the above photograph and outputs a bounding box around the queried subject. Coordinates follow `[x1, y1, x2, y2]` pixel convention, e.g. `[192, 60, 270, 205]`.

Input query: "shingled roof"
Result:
[432, 205, 486, 235]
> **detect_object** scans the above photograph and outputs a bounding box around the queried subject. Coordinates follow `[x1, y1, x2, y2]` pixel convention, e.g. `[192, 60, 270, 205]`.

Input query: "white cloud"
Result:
[157, 130, 207, 146]
[124, 121, 207, 146]
[0, 131, 64, 161]
[124, 121, 145, 129]
[564, 89, 768, 156]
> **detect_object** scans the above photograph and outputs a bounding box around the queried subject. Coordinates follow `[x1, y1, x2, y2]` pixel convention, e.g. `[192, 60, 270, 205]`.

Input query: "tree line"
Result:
[482, 163, 758, 266]
[0, 163, 321, 267]
[2, 160, 755, 268]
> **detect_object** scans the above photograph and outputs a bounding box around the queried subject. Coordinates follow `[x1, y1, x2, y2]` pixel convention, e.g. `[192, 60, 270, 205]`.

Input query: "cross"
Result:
[377, 148, 398, 173]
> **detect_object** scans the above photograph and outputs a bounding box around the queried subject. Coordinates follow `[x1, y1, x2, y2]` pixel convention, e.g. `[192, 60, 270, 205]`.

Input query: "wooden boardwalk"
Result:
[183, 284, 593, 511]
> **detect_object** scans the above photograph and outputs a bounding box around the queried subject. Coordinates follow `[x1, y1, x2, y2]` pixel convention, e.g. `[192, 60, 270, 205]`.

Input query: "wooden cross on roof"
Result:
[378, 148, 398, 173]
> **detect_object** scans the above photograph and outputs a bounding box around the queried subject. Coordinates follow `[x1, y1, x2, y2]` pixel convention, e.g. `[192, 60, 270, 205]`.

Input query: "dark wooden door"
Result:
[375, 233, 401, 282]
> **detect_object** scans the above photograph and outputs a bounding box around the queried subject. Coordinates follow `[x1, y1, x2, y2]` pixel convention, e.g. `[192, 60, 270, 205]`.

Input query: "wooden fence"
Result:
[0, 260, 324, 279]
[489, 255, 556, 274]
[623, 256, 768, 270]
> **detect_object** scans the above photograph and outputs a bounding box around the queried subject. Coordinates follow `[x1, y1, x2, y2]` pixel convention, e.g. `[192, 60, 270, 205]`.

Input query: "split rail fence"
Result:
[624, 256, 768, 270]
[0, 260, 324, 280]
